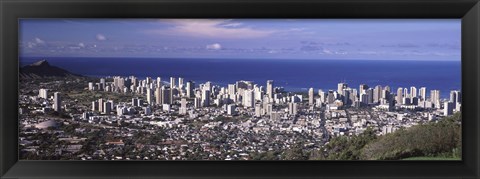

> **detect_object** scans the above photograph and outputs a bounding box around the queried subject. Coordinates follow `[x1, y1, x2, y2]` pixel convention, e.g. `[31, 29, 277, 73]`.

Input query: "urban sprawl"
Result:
[19, 76, 461, 160]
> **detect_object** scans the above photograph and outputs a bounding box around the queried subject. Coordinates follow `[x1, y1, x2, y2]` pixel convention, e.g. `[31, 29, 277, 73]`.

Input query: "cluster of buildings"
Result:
[18, 75, 461, 160]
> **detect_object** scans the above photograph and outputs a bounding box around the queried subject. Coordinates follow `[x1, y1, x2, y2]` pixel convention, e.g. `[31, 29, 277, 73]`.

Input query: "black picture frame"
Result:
[1, 0, 479, 178]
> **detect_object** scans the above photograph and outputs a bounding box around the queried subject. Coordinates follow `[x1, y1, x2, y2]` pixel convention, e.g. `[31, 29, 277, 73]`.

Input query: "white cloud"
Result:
[96, 34, 107, 41]
[78, 43, 85, 48]
[34, 38, 45, 44]
[222, 22, 243, 27]
[206, 43, 222, 50]
[147, 19, 275, 39]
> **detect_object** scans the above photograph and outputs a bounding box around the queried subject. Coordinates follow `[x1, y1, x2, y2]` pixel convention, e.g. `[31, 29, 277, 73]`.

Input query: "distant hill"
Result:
[20, 60, 81, 79]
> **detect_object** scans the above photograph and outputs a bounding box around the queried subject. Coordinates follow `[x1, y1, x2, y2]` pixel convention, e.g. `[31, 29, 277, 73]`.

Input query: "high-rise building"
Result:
[194, 97, 201, 109]
[100, 78, 106, 90]
[410, 86, 417, 98]
[360, 93, 369, 105]
[396, 87, 403, 105]
[179, 98, 187, 115]
[144, 106, 152, 115]
[366, 88, 374, 104]
[342, 89, 351, 105]
[430, 90, 441, 108]
[243, 89, 254, 108]
[103, 101, 112, 114]
[288, 102, 298, 115]
[255, 104, 262, 117]
[178, 77, 184, 89]
[228, 84, 236, 96]
[450, 90, 461, 103]
[170, 77, 176, 89]
[92, 101, 99, 111]
[155, 87, 162, 105]
[403, 88, 409, 98]
[337, 83, 347, 95]
[53, 92, 61, 112]
[146, 88, 153, 105]
[227, 104, 236, 115]
[384, 86, 391, 93]
[373, 85, 382, 103]
[201, 89, 210, 107]
[359, 84, 369, 95]
[38, 89, 48, 99]
[146, 77, 152, 84]
[88, 82, 94, 91]
[308, 87, 314, 105]
[266, 80, 274, 99]
[327, 90, 335, 104]
[162, 87, 171, 104]
[186, 81, 195, 98]
[318, 90, 326, 104]
[270, 111, 282, 120]
[419, 87, 427, 100]
[156, 77, 162, 88]
[204, 81, 212, 92]
[132, 98, 138, 107]
[444, 101, 454, 116]
[97, 98, 104, 112]
[450, 90, 461, 109]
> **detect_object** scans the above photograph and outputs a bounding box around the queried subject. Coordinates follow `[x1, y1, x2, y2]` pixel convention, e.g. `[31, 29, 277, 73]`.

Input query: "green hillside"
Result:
[311, 112, 461, 160]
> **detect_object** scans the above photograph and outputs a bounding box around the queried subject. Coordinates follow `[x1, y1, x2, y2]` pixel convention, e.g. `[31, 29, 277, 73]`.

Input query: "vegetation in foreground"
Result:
[306, 112, 462, 160]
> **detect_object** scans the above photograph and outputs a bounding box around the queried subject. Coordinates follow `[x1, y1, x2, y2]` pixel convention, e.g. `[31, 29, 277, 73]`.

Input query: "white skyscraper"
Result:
[419, 87, 427, 100]
[98, 98, 104, 112]
[431, 90, 441, 108]
[444, 101, 454, 116]
[38, 89, 48, 99]
[53, 92, 61, 112]
[288, 102, 298, 115]
[228, 84, 236, 96]
[410, 86, 417, 98]
[255, 104, 262, 117]
[266, 80, 274, 99]
[155, 87, 162, 105]
[146, 88, 153, 105]
[337, 83, 347, 95]
[88, 82, 94, 91]
[178, 77, 184, 89]
[359, 84, 368, 95]
[396, 87, 403, 105]
[145, 77, 152, 85]
[156, 77, 162, 88]
[170, 77, 176, 89]
[308, 88, 314, 105]
[194, 97, 201, 109]
[318, 89, 326, 103]
[373, 85, 382, 103]
[403, 88, 409, 98]
[243, 89, 254, 108]
[179, 98, 187, 115]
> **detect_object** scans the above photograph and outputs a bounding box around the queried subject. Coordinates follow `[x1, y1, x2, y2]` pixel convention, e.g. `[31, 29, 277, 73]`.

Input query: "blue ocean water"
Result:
[20, 57, 461, 99]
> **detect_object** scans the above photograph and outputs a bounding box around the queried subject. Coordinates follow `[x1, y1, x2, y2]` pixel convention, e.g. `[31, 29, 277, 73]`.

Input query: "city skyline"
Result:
[20, 19, 460, 61]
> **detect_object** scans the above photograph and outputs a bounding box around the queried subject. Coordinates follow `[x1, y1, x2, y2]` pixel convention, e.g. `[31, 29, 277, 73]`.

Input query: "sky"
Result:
[19, 19, 461, 61]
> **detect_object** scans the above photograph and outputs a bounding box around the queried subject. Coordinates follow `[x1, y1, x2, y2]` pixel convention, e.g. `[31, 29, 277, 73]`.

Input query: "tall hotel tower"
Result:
[54, 92, 61, 112]
[266, 80, 274, 99]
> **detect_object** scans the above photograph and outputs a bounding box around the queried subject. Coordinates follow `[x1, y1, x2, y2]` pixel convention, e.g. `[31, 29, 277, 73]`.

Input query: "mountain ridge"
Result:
[20, 59, 81, 79]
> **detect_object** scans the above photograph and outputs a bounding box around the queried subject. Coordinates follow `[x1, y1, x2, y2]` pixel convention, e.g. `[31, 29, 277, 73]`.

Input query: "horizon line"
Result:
[19, 56, 461, 62]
